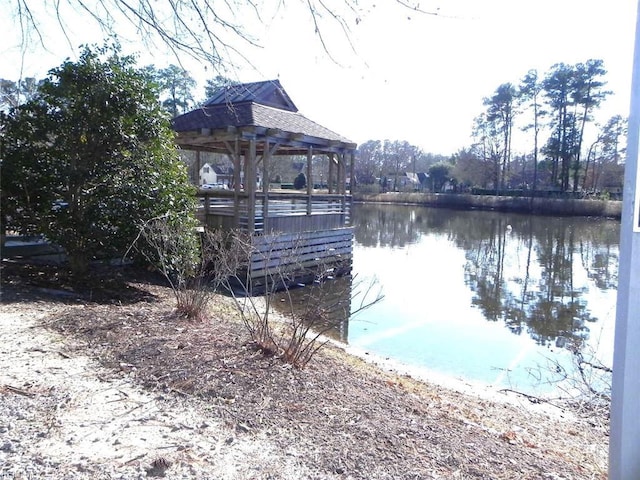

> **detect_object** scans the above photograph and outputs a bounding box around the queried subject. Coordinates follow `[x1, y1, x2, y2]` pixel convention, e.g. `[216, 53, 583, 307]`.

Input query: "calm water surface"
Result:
[276, 203, 619, 394]
[343, 203, 619, 395]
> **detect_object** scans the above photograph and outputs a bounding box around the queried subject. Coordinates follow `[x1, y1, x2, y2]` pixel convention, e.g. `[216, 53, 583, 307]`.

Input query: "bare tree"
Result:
[220, 230, 383, 368]
[583, 115, 627, 194]
[8, 1, 439, 71]
[451, 147, 491, 189]
[10, 0, 260, 70]
[472, 113, 503, 191]
[135, 216, 230, 321]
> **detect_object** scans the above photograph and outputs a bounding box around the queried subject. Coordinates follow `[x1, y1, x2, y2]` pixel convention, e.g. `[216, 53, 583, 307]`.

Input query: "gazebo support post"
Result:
[338, 153, 346, 223]
[246, 138, 257, 234]
[338, 153, 346, 195]
[262, 140, 270, 233]
[328, 153, 335, 194]
[228, 139, 241, 228]
[194, 150, 201, 185]
[306, 146, 313, 215]
[349, 152, 355, 194]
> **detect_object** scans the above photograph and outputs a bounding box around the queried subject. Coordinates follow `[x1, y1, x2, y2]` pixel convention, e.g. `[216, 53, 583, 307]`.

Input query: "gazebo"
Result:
[171, 79, 357, 282]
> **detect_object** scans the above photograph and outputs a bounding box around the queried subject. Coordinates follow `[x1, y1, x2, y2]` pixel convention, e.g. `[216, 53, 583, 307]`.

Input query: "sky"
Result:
[1, 0, 638, 155]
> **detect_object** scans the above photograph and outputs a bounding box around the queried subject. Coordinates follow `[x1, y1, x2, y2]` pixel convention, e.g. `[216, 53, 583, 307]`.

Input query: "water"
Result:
[344, 202, 619, 396]
[275, 202, 619, 397]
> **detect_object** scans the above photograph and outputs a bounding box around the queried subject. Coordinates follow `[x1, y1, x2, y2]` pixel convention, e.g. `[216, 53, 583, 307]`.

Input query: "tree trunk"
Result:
[68, 251, 90, 282]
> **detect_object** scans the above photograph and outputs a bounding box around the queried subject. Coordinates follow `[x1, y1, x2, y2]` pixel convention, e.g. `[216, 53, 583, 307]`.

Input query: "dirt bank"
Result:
[0, 262, 608, 479]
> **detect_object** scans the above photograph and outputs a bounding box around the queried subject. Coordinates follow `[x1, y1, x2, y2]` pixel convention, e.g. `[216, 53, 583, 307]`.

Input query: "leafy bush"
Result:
[293, 172, 307, 190]
[1, 43, 196, 280]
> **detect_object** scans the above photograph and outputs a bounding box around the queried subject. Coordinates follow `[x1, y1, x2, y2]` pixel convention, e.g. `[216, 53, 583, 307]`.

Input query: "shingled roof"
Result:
[202, 79, 298, 112]
[171, 80, 356, 155]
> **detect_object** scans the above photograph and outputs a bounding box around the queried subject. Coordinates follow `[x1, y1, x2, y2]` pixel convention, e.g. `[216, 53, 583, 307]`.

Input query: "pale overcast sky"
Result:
[1, 0, 638, 154]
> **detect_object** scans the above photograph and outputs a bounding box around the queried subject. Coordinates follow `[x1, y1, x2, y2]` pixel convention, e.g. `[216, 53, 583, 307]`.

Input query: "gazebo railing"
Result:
[196, 190, 354, 286]
[196, 191, 351, 234]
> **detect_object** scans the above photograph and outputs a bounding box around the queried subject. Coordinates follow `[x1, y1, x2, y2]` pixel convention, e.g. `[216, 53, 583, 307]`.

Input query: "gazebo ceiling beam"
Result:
[223, 140, 237, 157]
[268, 141, 282, 157]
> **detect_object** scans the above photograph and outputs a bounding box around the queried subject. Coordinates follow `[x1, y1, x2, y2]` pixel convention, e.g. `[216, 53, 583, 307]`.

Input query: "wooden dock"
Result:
[197, 190, 353, 287]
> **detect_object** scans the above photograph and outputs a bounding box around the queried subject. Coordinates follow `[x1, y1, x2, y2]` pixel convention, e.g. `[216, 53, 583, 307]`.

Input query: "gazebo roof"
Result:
[202, 79, 298, 112]
[171, 80, 356, 156]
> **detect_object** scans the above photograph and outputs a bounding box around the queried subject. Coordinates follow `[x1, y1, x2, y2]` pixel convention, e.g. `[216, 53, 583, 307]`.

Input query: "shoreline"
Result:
[340, 341, 574, 420]
[353, 192, 623, 219]
[258, 292, 576, 419]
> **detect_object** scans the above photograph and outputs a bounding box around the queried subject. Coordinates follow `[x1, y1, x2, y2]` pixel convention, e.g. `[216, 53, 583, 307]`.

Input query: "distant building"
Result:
[417, 172, 429, 190]
[198, 163, 233, 186]
[403, 172, 420, 188]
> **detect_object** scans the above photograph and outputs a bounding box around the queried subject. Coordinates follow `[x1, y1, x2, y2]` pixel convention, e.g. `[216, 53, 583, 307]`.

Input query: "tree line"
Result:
[465, 60, 626, 196]
[354, 140, 451, 192]
[2, 57, 627, 198]
[353, 60, 627, 198]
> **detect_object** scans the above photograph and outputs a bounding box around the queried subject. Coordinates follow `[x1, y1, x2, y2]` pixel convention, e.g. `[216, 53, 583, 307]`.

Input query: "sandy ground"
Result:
[0, 301, 325, 479]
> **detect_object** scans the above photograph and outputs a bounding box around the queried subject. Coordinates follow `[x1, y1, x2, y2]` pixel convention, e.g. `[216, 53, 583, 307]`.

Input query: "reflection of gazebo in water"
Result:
[171, 80, 357, 284]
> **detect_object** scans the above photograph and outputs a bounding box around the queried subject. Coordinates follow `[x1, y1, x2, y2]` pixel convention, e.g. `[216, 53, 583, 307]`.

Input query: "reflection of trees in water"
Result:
[352, 204, 618, 347]
[577, 221, 619, 291]
[460, 215, 609, 346]
[352, 203, 618, 347]
[353, 203, 481, 248]
[353, 203, 426, 248]
[464, 217, 509, 322]
[529, 224, 591, 344]
[273, 275, 353, 342]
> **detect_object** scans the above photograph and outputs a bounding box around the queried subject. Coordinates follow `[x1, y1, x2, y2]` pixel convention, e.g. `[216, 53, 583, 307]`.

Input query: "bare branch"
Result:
[394, 0, 441, 17]
[9, 0, 444, 74]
